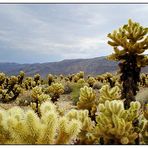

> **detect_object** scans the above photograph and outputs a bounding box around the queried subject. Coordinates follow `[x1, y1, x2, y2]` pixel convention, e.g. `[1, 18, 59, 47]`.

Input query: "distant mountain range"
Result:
[0, 56, 148, 77]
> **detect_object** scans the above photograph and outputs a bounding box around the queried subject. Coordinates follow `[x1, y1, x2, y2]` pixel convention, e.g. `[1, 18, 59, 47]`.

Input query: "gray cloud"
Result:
[0, 4, 147, 63]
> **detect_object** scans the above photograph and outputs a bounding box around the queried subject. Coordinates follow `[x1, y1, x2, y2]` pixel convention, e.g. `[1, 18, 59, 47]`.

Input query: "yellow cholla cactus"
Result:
[0, 73, 5, 85]
[73, 75, 79, 83]
[9, 76, 18, 86]
[107, 19, 148, 62]
[99, 84, 121, 103]
[77, 71, 84, 79]
[0, 109, 11, 144]
[87, 77, 96, 87]
[77, 78, 85, 84]
[95, 100, 141, 144]
[0, 101, 82, 144]
[107, 19, 148, 108]
[31, 86, 51, 115]
[48, 83, 64, 95]
[34, 74, 41, 85]
[23, 77, 35, 90]
[143, 103, 148, 120]
[66, 109, 94, 131]
[77, 86, 96, 111]
[48, 82, 64, 102]
[47, 74, 54, 85]
[65, 109, 95, 144]
[103, 72, 113, 79]
[56, 117, 82, 144]
[31, 86, 42, 100]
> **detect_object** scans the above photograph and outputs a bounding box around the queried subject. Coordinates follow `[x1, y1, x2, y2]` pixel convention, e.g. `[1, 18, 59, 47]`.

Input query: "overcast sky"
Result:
[0, 4, 147, 63]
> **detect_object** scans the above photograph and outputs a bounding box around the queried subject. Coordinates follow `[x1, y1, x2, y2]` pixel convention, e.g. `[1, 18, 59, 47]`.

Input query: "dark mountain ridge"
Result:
[0, 56, 148, 77]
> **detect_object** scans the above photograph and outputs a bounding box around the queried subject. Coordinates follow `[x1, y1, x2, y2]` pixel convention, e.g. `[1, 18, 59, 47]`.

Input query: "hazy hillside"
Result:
[0, 56, 148, 77]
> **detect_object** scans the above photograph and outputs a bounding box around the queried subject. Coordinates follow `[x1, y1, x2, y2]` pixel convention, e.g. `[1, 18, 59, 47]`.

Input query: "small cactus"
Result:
[77, 86, 96, 113]
[48, 83, 64, 102]
[99, 84, 121, 103]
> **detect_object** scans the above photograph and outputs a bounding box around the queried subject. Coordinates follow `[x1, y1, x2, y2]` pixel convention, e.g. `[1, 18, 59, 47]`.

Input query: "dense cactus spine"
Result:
[0, 101, 83, 144]
[77, 86, 96, 112]
[99, 84, 121, 103]
[94, 100, 142, 144]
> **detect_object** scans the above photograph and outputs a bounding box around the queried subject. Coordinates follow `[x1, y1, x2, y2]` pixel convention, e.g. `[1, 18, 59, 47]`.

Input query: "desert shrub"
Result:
[135, 88, 148, 105]
[70, 83, 86, 105]
[63, 82, 72, 94]
[93, 81, 103, 90]
[17, 91, 33, 106]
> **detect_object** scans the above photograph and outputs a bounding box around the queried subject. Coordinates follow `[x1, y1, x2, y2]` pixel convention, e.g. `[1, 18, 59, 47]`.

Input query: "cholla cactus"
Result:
[8, 76, 18, 86]
[59, 74, 64, 80]
[107, 19, 148, 108]
[95, 100, 141, 144]
[48, 83, 64, 102]
[11, 84, 22, 101]
[140, 73, 148, 87]
[72, 71, 85, 83]
[73, 75, 79, 83]
[99, 84, 121, 103]
[77, 71, 84, 79]
[0, 73, 5, 86]
[55, 117, 82, 144]
[143, 103, 148, 120]
[77, 78, 85, 84]
[0, 101, 82, 144]
[96, 75, 104, 83]
[77, 86, 96, 112]
[31, 86, 43, 100]
[65, 109, 95, 144]
[23, 77, 36, 90]
[0, 109, 11, 144]
[140, 113, 148, 144]
[47, 74, 54, 86]
[0, 90, 9, 102]
[34, 74, 41, 86]
[17, 71, 25, 85]
[6, 76, 18, 95]
[31, 86, 51, 116]
[87, 77, 96, 87]
[0, 75, 22, 103]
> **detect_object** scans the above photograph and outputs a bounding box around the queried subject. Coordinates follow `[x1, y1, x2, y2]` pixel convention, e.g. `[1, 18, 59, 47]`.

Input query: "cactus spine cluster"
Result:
[99, 84, 121, 103]
[0, 74, 22, 103]
[30, 86, 51, 116]
[77, 86, 96, 113]
[95, 100, 142, 144]
[0, 101, 83, 144]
